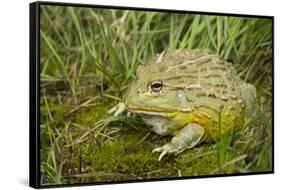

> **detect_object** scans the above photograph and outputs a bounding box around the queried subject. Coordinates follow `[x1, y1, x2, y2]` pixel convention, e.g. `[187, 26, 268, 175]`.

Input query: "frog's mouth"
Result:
[126, 104, 191, 117]
[127, 107, 175, 117]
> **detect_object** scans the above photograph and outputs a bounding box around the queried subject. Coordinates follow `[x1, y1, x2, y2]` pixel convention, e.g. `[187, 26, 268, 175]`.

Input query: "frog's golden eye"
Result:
[150, 80, 163, 92]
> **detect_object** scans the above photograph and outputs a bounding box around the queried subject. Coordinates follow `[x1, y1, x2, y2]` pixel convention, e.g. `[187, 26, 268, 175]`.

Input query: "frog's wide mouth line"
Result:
[126, 105, 181, 117]
[128, 108, 175, 117]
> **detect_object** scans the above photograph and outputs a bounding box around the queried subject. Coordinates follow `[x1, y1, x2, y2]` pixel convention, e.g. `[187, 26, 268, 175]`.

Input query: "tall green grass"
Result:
[40, 5, 272, 185]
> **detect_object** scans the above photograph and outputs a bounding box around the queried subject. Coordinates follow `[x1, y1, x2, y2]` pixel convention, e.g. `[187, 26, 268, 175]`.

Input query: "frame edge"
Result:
[29, 1, 40, 189]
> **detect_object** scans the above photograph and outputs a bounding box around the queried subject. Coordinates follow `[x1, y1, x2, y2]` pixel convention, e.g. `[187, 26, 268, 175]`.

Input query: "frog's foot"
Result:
[152, 143, 179, 161]
[152, 123, 205, 161]
[108, 102, 126, 116]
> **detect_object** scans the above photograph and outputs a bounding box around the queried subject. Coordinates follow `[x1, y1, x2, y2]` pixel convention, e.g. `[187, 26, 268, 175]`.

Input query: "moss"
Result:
[63, 129, 245, 183]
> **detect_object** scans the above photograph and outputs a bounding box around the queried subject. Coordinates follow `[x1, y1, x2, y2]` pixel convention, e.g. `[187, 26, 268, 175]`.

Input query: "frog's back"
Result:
[158, 49, 256, 140]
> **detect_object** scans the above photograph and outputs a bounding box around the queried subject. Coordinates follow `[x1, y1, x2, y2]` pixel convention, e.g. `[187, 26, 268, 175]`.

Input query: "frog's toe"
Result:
[152, 147, 163, 153]
[158, 150, 168, 161]
[108, 102, 126, 116]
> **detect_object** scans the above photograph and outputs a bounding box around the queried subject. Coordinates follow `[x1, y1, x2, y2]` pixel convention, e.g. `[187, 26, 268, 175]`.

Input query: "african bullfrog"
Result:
[109, 49, 256, 161]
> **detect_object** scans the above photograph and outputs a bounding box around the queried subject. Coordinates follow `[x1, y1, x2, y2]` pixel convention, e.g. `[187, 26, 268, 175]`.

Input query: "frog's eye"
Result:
[150, 80, 163, 92]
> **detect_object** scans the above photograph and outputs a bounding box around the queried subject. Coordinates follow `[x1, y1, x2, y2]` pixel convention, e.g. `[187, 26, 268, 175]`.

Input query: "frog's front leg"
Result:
[152, 123, 204, 161]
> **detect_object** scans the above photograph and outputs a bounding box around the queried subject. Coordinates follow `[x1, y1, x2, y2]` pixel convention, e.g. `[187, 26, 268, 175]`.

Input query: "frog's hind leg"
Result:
[152, 123, 204, 161]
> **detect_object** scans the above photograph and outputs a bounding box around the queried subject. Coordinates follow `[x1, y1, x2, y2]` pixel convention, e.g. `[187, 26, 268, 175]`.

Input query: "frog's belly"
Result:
[142, 116, 169, 136]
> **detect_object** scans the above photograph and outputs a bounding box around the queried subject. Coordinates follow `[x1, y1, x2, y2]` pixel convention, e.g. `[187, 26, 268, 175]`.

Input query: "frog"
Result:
[109, 49, 257, 161]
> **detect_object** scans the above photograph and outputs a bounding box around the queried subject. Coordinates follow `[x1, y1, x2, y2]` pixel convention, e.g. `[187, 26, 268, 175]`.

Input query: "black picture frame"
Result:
[30, 1, 274, 189]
